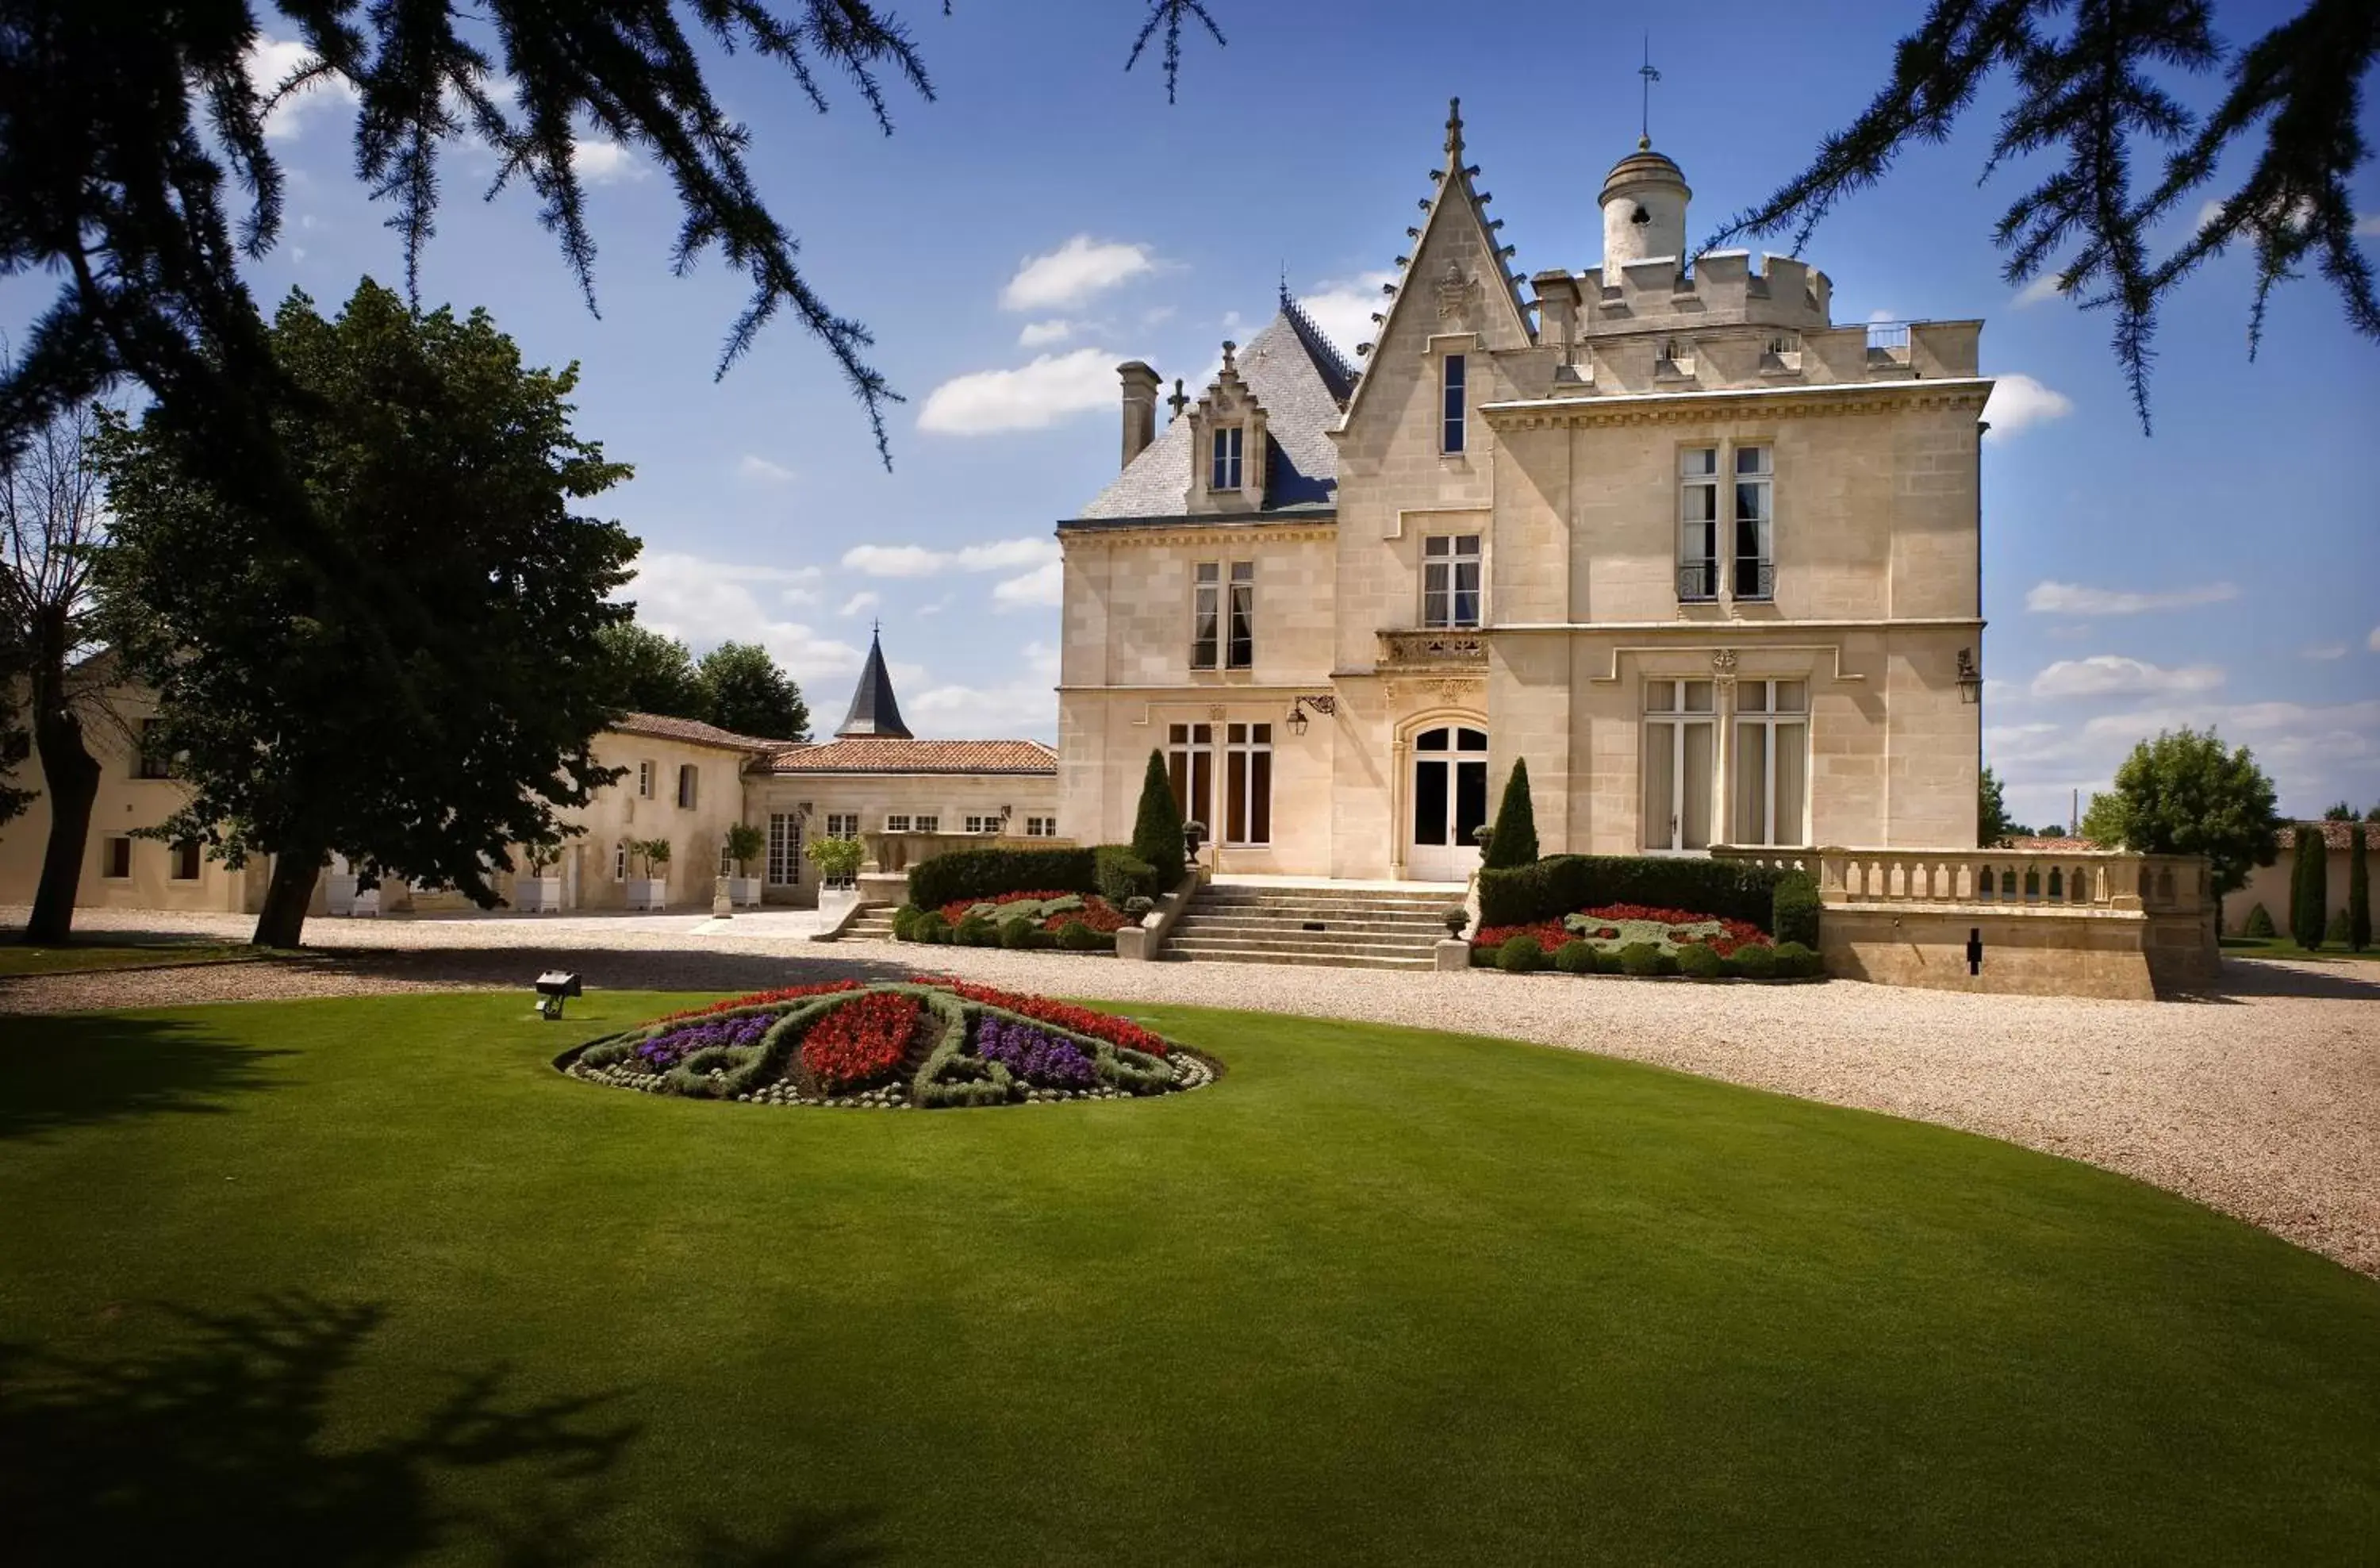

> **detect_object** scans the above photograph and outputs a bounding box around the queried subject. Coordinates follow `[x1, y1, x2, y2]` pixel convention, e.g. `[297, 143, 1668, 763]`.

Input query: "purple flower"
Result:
[637, 1009, 773, 1070]
[973, 1016, 1096, 1088]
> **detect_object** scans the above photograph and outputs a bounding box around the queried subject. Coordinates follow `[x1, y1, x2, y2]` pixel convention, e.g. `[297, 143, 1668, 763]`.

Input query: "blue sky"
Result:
[12, 0, 2377, 826]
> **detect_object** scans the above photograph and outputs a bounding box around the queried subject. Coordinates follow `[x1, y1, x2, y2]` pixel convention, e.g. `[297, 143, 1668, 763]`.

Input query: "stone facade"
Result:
[1057, 105, 1988, 882]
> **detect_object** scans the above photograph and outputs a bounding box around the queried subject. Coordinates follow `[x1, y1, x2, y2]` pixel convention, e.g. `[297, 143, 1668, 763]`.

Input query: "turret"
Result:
[1599, 136, 1691, 269]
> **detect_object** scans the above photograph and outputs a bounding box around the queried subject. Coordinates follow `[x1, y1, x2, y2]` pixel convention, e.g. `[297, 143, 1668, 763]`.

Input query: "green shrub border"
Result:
[1478, 853, 1821, 950]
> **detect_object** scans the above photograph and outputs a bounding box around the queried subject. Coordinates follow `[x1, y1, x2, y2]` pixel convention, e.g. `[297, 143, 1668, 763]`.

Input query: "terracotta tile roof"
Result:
[607, 712, 788, 753]
[766, 737, 1058, 775]
[2292, 821, 2380, 851]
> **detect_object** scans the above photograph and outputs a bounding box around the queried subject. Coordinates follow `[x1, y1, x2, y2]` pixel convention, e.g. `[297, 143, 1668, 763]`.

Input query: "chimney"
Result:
[1117, 360, 1161, 470]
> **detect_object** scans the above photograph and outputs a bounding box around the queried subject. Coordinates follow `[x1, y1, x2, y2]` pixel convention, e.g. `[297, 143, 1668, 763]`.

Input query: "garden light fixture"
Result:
[1956, 648, 1983, 705]
[534, 970, 582, 1020]
[1286, 692, 1337, 736]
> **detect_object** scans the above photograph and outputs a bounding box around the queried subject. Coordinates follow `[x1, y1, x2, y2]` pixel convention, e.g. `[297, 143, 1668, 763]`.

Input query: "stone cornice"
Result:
[1058, 520, 1338, 548]
[1480, 377, 1993, 430]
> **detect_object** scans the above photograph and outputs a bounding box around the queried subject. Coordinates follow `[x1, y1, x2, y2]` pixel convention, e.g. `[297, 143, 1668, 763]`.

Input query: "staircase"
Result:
[1161, 883, 1457, 970]
[841, 904, 900, 941]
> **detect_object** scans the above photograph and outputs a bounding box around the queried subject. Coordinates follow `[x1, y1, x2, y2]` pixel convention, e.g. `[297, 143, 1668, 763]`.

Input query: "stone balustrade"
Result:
[1378, 628, 1488, 668]
[1713, 845, 2207, 915]
[863, 831, 1075, 874]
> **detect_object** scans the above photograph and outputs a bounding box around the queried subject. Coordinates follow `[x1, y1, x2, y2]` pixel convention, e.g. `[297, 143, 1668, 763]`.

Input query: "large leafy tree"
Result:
[696, 640, 808, 742]
[1707, 2, 2378, 429]
[2078, 726, 2279, 905]
[1, 398, 114, 942]
[93, 279, 637, 948]
[597, 621, 705, 721]
[1978, 763, 2029, 846]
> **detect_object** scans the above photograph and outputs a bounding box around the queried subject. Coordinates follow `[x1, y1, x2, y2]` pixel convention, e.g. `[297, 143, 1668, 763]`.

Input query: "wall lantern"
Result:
[1956, 648, 1983, 705]
[1285, 693, 1338, 737]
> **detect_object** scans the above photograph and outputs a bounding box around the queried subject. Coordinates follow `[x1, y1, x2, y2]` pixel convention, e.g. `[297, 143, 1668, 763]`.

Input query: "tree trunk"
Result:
[23, 609, 101, 945]
[251, 850, 323, 949]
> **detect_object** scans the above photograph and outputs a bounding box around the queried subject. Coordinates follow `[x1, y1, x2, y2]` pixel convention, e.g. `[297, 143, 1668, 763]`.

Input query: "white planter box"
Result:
[626, 878, 669, 912]
[817, 885, 859, 924]
[324, 873, 358, 917]
[517, 875, 564, 913]
[350, 887, 380, 918]
[727, 876, 764, 909]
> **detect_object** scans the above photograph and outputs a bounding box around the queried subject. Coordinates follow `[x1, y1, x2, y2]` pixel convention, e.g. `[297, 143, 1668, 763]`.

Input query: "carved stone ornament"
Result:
[1207, 704, 1227, 721]
[1435, 259, 1480, 323]
[1710, 648, 1739, 678]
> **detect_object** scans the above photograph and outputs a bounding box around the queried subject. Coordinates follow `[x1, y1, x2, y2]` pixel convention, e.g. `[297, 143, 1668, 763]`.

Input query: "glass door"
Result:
[1408, 725, 1490, 882]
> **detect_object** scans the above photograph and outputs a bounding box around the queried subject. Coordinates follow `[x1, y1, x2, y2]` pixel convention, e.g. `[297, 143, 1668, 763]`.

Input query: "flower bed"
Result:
[1470, 902, 1820, 979]
[563, 979, 1211, 1109]
[893, 890, 1134, 951]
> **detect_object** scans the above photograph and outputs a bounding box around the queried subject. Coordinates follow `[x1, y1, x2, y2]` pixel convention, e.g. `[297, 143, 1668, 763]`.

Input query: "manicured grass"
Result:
[2221, 934, 2380, 963]
[0, 940, 264, 977]
[2, 993, 2375, 1564]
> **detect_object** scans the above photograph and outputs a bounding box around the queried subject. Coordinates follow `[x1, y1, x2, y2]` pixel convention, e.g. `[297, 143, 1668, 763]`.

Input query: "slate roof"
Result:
[1072, 305, 1350, 525]
[608, 712, 787, 753]
[835, 629, 912, 739]
[765, 738, 1058, 775]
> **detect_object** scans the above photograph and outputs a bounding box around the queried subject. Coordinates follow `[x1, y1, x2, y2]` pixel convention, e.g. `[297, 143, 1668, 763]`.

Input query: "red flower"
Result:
[800, 990, 923, 1089]
[657, 979, 860, 1022]
[916, 978, 1168, 1057]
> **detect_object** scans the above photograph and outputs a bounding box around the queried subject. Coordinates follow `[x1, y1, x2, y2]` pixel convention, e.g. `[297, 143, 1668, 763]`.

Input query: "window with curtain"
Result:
[1733, 679, 1808, 846]
[1224, 722, 1273, 845]
[1422, 534, 1482, 628]
[1190, 563, 1220, 669]
[1210, 425, 1242, 490]
[1226, 562, 1254, 669]
[1733, 445, 1773, 601]
[1167, 723, 1215, 831]
[1642, 678, 1716, 851]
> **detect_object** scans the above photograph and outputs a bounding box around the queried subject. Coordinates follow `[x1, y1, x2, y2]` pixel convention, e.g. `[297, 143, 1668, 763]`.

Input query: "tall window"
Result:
[1167, 723, 1215, 831]
[1642, 678, 1716, 852]
[1733, 679, 1809, 846]
[1679, 447, 1719, 601]
[171, 840, 202, 880]
[1422, 534, 1482, 628]
[766, 813, 802, 885]
[1224, 723, 1273, 845]
[614, 844, 628, 880]
[824, 812, 858, 837]
[136, 717, 173, 779]
[636, 760, 655, 798]
[1441, 353, 1466, 453]
[676, 763, 698, 809]
[1733, 445, 1773, 601]
[1191, 563, 1220, 669]
[1226, 562, 1254, 669]
[1210, 425, 1243, 490]
[103, 837, 132, 878]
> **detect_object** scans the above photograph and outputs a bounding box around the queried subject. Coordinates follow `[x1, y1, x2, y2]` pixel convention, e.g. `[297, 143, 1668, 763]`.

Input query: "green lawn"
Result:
[3, 993, 2375, 1564]
[0, 940, 264, 977]
[2222, 934, 2380, 963]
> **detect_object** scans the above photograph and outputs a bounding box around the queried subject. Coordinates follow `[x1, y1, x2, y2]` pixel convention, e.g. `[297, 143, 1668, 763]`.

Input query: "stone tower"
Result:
[1599, 136, 1691, 268]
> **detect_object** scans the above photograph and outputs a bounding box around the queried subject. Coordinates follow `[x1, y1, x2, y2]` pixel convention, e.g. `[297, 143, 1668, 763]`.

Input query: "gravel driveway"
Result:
[7, 906, 2377, 1278]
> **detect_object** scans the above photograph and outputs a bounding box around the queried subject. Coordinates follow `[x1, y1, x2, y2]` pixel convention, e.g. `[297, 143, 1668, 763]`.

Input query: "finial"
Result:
[1278, 262, 1290, 311]
[1445, 96, 1463, 160]
[1638, 34, 1661, 143]
[1167, 378, 1188, 419]
[1220, 339, 1237, 372]
[872, 616, 881, 638]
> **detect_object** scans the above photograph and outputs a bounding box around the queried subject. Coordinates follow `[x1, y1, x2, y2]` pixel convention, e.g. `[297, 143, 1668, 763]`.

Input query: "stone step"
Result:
[1157, 943, 1439, 971]
[1193, 897, 1460, 917]
[1167, 930, 1437, 955]
[1172, 917, 1447, 938]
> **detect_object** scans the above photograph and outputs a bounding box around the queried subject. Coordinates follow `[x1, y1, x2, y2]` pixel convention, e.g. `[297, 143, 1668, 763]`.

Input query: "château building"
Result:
[1057, 102, 1989, 882]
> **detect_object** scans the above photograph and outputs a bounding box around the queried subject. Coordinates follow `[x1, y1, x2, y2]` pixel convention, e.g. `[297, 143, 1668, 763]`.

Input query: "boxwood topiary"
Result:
[1731, 943, 1779, 980]
[1479, 853, 1784, 931]
[1495, 934, 1544, 972]
[1553, 939, 1597, 974]
[1770, 940, 1821, 978]
[1056, 918, 1107, 951]
[2241, 901, 2276, 938]
[1771, 870, 1821, 949]
[999, 917, 1040, 949]
[954, 914, 998, 947]
[1094, 845, 1158, 906]
[1676, 943, 1724, 980]
[1617, 941, 1665, 977]
[890, 904, 920, 941]
[908, 846, 1099, 913]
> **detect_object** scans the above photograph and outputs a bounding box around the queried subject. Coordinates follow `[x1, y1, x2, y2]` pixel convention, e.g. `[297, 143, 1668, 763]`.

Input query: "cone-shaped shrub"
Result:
[2241, 902, 2275, 938]
[2291, 824, 2328, 950]
[2350, 824, 2370, 953]
[1130, 749, 1186, 891]
[1481, 757, 1541, 870]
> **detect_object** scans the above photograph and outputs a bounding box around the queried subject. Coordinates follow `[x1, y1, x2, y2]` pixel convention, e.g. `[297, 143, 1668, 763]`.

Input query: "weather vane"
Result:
[1639, 34, 1660, 143]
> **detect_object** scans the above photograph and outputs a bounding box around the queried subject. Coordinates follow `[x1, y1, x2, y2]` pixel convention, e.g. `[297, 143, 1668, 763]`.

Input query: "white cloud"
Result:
[1865, 307, 1898, 324]
[2195, 198, 2226, 233]
[842, 537, 1058, 578]
[2011, 274, 2067, 308]
[1000, 236, 1154, 312]
[2370, 625, 2380, 653]
[1017, 319, 1073, 348]
[737, 454, 794, 485]
[2029, 655, 2224, 700]
[1296, 271, 1397, 359]
[916, 594, 955, 617]
[839, 590, 881, 618]
[2301, 643, 2348, 662]
[2025, 580, 2239, 616]
[2358, 213, 2380, 239]
[916, 351, 1118, 435]
[904, 644, 1061, 740]
[991, 559, 1064, 610]
[245, 37, 359, 142]
[1993, 695, 2380, 826]
[572, 137, 643, 183]
[1982, 374, 2073, 440]
[620, 552, 857, 684]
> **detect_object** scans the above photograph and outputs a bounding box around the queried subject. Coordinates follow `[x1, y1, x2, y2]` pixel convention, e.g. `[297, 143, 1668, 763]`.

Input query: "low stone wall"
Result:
[1822, 905, 2167, 1001]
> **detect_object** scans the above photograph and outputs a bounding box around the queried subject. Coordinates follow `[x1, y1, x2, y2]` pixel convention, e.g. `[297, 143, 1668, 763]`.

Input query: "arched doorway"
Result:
[1408, 724, 1489, 882]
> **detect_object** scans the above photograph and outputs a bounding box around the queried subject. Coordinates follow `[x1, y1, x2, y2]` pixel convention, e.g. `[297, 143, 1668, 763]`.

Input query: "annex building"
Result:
[1057, 103, 1988, 882]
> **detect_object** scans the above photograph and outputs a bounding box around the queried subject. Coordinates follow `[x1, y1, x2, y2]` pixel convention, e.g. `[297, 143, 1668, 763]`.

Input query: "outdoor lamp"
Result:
[534, 970, 582, 1020]
[1287, 693, 1337, 736]
[1956, 648, 1983, 705]
[1287, 705, 1307, 737]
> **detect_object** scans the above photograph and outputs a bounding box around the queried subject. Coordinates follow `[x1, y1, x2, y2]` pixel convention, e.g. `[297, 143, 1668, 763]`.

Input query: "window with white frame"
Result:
[766, 813, 803, 884]
[1422, 534, 1482, 628]
[636, 759, 655, 798]
[913, 814, 939, 832]
[1731, 445, 1773, 601]
[676, 763, 698, 809]
[1679, 448, 1719, 601]
[1023, 815, 1056, 838]
[824, 812, 858, 838]
[614, 844, 628, 880]
[1441, 353, 1466, 453]
[1642, 678, 1717, 852]
[1226, 562, 1254, 669]
[1733, 679, 1808, 846]
[1224, 722, 1273, 845]
[1210, 425, 1243, 490]
[963, 814, 1001, 835]
[1167, 723, 1215, 832]
[884, 813, 912, 833]
[1191, 563, 1220, 670]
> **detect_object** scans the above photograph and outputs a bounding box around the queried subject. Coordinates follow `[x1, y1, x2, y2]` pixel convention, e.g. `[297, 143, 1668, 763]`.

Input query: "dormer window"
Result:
[1210, 425, 1243, 491]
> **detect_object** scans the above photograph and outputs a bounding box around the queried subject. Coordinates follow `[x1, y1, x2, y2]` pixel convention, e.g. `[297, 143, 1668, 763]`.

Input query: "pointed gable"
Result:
[835, 629, 912, 739]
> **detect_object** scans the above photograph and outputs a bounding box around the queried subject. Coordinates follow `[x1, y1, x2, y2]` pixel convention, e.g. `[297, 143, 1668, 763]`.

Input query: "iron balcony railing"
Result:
[1679, 558, 1774, 602]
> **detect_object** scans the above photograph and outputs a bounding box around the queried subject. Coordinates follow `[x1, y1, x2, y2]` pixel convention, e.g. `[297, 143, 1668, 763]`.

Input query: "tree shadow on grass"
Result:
[0, 1013, 293, 1143]
[0, 1293, 640, 1566]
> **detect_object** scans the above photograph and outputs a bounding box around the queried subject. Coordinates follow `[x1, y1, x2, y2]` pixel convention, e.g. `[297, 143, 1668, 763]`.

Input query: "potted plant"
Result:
[1182, 820, 1208, 861]
[723, 823, 766, 908]
[805, 832, 866, 920]
[1441, 905, 1469, 939]
[626, 837, 671, 911]
[517, 841, 565, 913]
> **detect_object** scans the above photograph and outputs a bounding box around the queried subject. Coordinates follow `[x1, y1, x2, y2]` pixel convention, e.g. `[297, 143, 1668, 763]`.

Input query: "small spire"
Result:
[1444, 96, 1463, 161]
[1638, 34, 1661, 144]
[1220, 338, 1237, 374]
[1278, 262, 1290, 311]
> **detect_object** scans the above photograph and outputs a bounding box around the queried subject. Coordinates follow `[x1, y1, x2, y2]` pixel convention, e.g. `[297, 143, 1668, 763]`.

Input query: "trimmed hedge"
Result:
[1480, 854, 1794, 934]
[1495, 934, 1544, 972]
[1676, 943, 1724, 979]
[910, 846, 1096, 912]
[1553, 939, 1596, 974]
[1094, 844, 1159, 905]
[1772, 870, 1821, 948]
